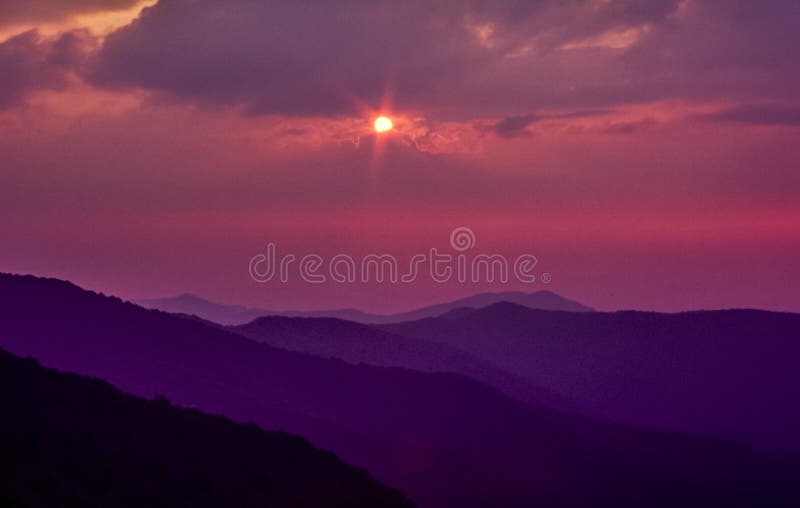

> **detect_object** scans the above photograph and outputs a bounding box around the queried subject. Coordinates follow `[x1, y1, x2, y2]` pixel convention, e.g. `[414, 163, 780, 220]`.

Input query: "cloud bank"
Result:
[81, 0, 800, 119]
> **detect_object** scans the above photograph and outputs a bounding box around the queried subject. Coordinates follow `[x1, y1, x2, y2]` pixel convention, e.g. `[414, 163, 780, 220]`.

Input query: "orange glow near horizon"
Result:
[0, 0, 157, 41]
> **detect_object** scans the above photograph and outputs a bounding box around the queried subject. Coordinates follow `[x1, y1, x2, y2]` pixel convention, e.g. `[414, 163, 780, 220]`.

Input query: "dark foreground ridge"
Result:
[0, 347, 413, 508]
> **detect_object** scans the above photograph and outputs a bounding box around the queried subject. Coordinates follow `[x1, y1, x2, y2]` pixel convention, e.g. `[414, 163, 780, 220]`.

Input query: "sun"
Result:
[373, 116, 393, 133]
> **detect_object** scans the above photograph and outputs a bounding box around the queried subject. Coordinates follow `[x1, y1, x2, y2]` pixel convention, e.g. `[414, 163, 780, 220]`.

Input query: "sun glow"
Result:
[374, 116, 393, 133]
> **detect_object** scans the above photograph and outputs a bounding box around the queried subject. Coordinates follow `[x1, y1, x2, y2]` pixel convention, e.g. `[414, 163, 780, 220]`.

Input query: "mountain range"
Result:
[2, 272, 800, 507]
[381, 302, 800, 453]
[232, 315, 573, 411]
[136, 289, 592, 325]
[231, 300, 800, 454]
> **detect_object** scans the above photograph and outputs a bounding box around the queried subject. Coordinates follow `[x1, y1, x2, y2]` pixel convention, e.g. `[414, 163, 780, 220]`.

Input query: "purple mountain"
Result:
[136, 289, 592, 325]
[232, 315, 573, 411]
[381, 302, 800, 453]
[2, 273, 798, 507]
[377, 290, 593, 323]
[0, 348, 413, 508]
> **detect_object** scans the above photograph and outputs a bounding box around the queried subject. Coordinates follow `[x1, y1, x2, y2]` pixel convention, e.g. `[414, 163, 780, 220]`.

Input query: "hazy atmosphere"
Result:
[2, 0, 798, 312]
[2, 3, 800, 507]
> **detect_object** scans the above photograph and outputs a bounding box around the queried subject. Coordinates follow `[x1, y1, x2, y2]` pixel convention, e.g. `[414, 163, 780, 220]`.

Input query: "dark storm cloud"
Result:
[621, 1, 800, 99]
[701, 104, 800, 126]
[91, 0, 484, 116]
[602, 117, 658, 134]
[489, 114, 540, 138]
[0, 30, 93, 109]
[88, 0, 694, 117]
[23, 0, 794, 119]
[478, 109, 610, 139]
[0, 0, 141, 27]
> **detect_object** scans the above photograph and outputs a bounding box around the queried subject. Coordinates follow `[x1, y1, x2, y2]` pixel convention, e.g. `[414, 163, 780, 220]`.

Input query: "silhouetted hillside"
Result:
[382, 302, 800, 452]
[0, 348, 412, 508]
[2, 273, 799, 507]
[233, 315, 572, 411]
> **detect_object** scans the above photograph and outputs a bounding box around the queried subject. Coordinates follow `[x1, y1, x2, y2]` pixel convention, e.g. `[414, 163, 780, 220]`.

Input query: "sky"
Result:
[1, 0, 799, 313]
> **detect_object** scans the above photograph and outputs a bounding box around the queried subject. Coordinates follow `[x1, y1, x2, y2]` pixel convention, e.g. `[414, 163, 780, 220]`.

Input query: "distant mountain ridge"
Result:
[232, 315, 574, 411]
[381, 301, 800, 453]
[137, 289, 592, 325]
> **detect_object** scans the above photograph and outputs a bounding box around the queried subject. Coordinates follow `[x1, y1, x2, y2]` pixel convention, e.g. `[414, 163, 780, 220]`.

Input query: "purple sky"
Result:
[1, 0, 799, 312]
